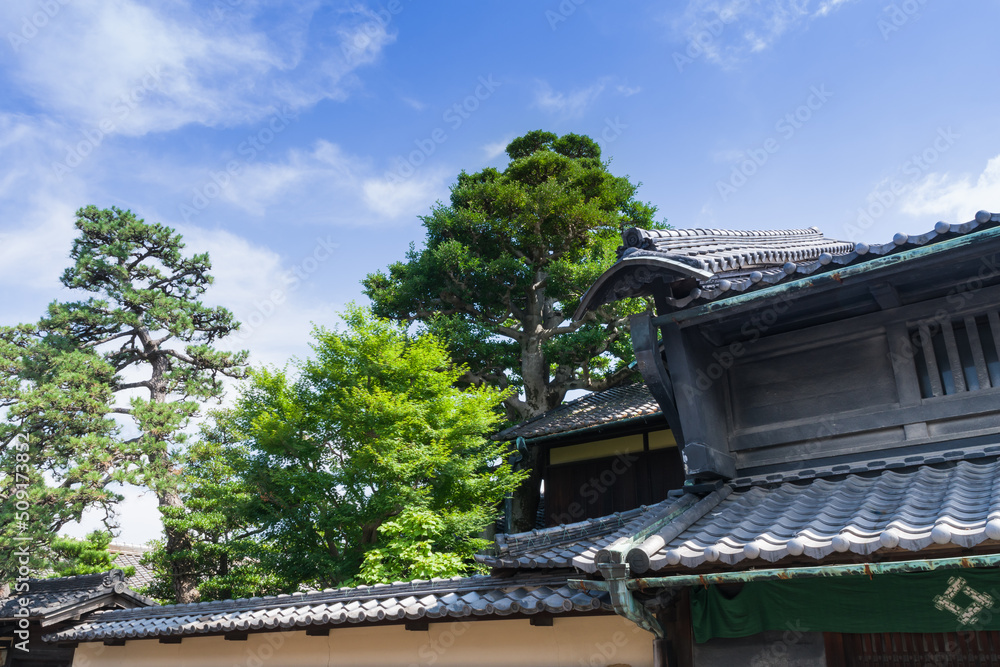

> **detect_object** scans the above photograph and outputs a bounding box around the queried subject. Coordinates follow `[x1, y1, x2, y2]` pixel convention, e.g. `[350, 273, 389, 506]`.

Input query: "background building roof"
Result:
[108, 542, 155, 590]
[495, 382, 663, 442]
[0, 570, 154, 626]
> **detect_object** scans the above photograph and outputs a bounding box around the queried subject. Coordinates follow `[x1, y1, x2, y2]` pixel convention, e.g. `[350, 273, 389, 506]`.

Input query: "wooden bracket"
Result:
[631, 312, 684, 444]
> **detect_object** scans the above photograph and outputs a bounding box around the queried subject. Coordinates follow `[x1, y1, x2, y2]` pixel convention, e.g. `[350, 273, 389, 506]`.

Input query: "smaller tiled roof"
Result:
[495, 383, 662, 441]
[477, 497, 682, 571]
[0, 570, 155, 626]
[43, 574, 608, 643]
[109, 543, 155, 590]
[652, 458, 1000, 571]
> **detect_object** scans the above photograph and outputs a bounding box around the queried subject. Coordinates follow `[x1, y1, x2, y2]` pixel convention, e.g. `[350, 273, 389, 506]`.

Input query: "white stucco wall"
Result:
[71, 615, 654, 667]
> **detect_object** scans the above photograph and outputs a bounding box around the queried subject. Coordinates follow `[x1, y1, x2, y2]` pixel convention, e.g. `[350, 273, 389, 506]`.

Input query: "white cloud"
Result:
[63, 484, 162, 545]
[482, 137, 513, 160]
[211, 140, 367, 217]
[0, 0, 394, 136]
[166, 138, 446, 223]
[534, 80, 607, 118]
[402, 96, 427, 111]
[672, 0, 859, 67]
[814, 0, 852, 17]
[901, 155, 1000, 224]
[179, 225, 340, 369]
[362, 170, 450, 219]
[0, 197, 78, 291]
[0, 114, 88, 295]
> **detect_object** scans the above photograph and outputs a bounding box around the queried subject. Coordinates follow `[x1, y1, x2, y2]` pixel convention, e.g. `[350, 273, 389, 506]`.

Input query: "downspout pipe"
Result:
[596, 562, 665, 639]
[589, 488, 731, 636]
[570, 552, 1000, 596]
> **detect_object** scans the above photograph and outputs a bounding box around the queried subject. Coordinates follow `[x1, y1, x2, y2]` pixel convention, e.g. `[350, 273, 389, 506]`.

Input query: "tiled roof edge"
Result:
[663, 211, 999, 309]
[63, 574, 577, 623]
[732, 445, 1000, 488]
[494, 383, 659, 441]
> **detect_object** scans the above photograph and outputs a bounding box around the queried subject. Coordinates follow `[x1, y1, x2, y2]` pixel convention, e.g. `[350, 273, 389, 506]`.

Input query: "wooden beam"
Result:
[224, 632, 248, 641]
[529, 614, 553, 627]
[405, 619, 429, 632]
[158, 637, 182, 644]
[630, 311, 684, 444]
[870, 283, 901, 310]
[103, 639, 126, 646]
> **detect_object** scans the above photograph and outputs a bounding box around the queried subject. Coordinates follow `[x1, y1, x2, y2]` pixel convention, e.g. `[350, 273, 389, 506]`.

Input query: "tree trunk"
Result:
[146, 345, 200, 603]
[510, 445, 543, 533]
[508, 276, 562, 534]
[158, 488, 200, 603]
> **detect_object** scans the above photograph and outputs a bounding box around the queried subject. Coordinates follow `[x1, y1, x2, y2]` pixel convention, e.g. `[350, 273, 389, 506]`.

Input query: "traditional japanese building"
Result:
[0, 570, 153, 667]
[559, 209, 1000, 665]
[495, 382, 683, 528]
[20, 209, 1000, 666]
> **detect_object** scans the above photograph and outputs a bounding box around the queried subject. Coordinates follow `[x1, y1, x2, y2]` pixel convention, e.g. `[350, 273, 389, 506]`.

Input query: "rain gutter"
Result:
[569, 552, 1000, 596]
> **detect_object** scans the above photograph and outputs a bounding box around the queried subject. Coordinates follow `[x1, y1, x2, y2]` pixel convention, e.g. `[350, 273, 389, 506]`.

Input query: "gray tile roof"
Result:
[477, 497, 679, 571]
[495, 383, 662, 441]
[109, 543, 155, 590]
[479, 452, 1000, 579]
[578, 211, 1000, 315]
[647, 458, 1000, 572]
[624, 226, 854, 275]
[42, 574, 609, 643]
[0, 570, 155, 625]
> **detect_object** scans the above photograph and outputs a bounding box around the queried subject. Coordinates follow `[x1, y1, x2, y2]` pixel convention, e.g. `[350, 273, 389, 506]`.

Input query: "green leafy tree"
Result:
[49, 530, 135, 579]
[155, 306, 524, 597]
[142, 437, 282, 602]
[1, 329, 121, 582]
[0, 206, 246, 600]
[363, 130, 659, 530]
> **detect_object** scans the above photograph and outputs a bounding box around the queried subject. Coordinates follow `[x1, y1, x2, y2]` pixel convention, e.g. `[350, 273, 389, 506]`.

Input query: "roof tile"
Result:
[43, 574, 609, 643]
[495, 382, 662, 441]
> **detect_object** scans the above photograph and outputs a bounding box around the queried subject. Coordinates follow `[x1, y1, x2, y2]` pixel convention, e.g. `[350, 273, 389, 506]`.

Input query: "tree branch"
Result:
[81, 330, 138, 349]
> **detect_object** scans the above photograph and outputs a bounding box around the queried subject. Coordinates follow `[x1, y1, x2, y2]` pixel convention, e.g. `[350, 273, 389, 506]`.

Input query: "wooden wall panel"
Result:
[544, 447, 683, 527]
[730, 333, 898, 431]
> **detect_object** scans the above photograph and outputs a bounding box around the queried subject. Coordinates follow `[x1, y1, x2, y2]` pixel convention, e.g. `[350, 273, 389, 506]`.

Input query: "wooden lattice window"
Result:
[909, 311, 1000, 398]
[828, 630, 1000, 666]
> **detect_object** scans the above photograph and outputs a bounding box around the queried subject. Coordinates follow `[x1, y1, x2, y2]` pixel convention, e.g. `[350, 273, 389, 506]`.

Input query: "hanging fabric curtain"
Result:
[691, 569, 1000, 643]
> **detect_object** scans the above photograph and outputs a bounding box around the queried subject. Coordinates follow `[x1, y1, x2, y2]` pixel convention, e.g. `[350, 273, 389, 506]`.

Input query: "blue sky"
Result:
[2, 0, 999, 542]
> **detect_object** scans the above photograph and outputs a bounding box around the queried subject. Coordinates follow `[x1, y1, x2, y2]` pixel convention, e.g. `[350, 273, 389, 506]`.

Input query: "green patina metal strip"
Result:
[567, 553, 1000, 594]
[658, 224, 1000, 326]
[626, 494, 701, 546]
[626, 552, 1000, 591]
[595, 494, 700, 566]
[597, 564, 664, 638]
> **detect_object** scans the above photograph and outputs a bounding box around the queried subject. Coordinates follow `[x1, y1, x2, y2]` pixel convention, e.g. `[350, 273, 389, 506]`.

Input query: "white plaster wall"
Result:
[71, 615, 654, 667]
